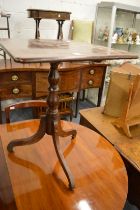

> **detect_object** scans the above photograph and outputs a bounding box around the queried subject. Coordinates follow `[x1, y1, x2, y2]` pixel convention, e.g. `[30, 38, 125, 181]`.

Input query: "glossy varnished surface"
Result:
[0, 120, 127, 210]
[80, 107, 140, 171]
[79, 107, 140, 208]
[0, 39, 138, 63]
[0, 140, 17, 210]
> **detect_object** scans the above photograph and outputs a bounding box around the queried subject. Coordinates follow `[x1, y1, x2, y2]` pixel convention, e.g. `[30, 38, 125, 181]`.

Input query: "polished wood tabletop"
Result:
[0, 120, 127, 210]
[0, 39, 138, 63]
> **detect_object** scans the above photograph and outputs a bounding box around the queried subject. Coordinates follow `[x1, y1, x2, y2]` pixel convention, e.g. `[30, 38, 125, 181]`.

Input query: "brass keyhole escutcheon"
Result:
[11, 75, 19, 81]
[89, 69, 95, 75]
[12, 88, 20, 94]
[88, 80, 93, 85]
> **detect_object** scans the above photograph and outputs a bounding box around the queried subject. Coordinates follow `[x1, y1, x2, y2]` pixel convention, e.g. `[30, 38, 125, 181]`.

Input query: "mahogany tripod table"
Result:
[0, 38, 138, 190]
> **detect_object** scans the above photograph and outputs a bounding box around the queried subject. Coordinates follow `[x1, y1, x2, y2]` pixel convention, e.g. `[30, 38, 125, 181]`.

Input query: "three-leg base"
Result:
[7, 116, 77, 190]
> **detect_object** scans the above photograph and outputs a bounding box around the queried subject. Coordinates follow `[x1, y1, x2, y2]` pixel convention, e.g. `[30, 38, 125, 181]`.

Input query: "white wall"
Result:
[0, 0, 139, 39]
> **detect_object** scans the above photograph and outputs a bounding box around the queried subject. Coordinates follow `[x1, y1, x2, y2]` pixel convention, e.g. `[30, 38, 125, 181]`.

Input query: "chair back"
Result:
[69, 19, 94, 43]
[5, 100, 48, 123]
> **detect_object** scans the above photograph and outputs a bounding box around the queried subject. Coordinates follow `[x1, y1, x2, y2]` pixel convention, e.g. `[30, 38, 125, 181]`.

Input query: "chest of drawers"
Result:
[0, 61, 107, 122]
[80, 65, 106, 89]
[0, 72, 33, 99]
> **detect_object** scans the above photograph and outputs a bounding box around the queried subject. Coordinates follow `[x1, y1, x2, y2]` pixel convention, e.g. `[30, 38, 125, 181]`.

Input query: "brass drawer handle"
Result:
[12, 88, 20, 94]
[58, 14, 61, 18]
[89, 69, 95, 75]
[88, 80, 94, 85]
[11, 74, 19, 81]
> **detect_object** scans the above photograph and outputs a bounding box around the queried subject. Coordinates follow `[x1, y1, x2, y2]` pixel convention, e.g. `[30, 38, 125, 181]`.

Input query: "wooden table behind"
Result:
[80, 107, 140, 208]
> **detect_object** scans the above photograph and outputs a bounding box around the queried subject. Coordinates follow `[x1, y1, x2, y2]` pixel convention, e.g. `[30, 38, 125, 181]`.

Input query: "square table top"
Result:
[0, 39, 138, 64]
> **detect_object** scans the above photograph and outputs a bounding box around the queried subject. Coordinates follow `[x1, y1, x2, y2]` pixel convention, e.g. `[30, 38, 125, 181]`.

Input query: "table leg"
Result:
[97, 66, 107, 106]
[75, 91, 80, 118]
[45, 62, 77, 189]
[52, 122, 75, 189]
[7, 115, 47, 152]
[7, 62, 77, 190]
[6, 16, 10, 38]
[35, 18, 41, 39]
[57, 20, 64, 40]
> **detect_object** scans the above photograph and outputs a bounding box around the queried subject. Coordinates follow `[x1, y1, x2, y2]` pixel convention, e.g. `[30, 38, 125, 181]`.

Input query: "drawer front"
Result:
[36, 70, 80, 97]
[29, 10, 70, 20]
[46, 12, 70, 20]
[0, 84, 32, 99]
[0, 72, 32, 84]
[80, 66, 105, 90]
[36, 72, 49, 98]
[59, 70, 80, 92]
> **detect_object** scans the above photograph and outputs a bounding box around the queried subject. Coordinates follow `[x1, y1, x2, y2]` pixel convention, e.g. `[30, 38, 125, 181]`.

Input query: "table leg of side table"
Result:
[57, 20, 64, 40]
[7, 62, 77, 190]
[35, 18, 41, 39]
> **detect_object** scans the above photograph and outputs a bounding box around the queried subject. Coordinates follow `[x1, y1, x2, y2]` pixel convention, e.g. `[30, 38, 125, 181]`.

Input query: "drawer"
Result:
[0, 84, 32, 99]
[36, 72, 49, 98]
[59, 70, 80, 92]
[28, 10, 70, 20]
[80, 66, 105, 90]
[0, 72, 32, 84]
[36, 70, 80, 97]
[46, 12, 70, 20]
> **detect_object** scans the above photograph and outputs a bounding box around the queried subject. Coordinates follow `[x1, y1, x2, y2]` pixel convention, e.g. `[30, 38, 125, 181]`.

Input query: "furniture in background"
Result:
[0, 119, 128, 210]
[70, 19, 94, 43]
[80, 107, 140, 209]
[0, 59, 107, 123]
[4, 94, 74, 123]
[93, 2, 140, 107]
[94, 2, 140, 52]
[0, 13, 11, 67]
[5, 100, 48, 123]
[102, 62, 140, 138]
[113, 74, 140, 138]
[0, 13, 10, 38]
[27, 9, 71, 39]
[103, 62, 140, 117]
[79, 64, 140, 207]
[0, 38, 137, 190]
[69, 19, 95, 115]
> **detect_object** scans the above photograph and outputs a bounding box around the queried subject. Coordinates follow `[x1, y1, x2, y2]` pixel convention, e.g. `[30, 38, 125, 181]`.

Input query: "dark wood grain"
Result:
[0, 120, 127, 210]
[0, 39, 138, 63]
[27, 9, 71, 20]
